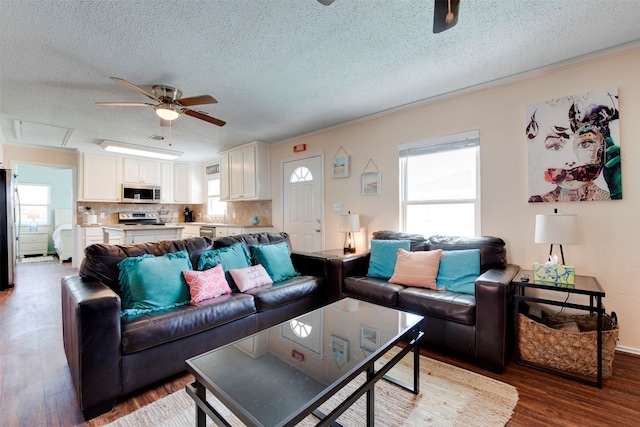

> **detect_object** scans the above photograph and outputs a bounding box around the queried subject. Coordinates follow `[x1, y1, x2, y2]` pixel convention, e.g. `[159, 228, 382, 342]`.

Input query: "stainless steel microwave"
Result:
[121, 184, 161, 203]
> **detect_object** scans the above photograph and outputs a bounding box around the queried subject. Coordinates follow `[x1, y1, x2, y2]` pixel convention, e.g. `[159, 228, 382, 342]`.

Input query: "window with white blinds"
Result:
[398, 130, 480, 237]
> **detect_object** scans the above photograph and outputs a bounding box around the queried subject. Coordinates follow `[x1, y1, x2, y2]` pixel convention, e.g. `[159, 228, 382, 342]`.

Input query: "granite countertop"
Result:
[101, 224, 185, 231]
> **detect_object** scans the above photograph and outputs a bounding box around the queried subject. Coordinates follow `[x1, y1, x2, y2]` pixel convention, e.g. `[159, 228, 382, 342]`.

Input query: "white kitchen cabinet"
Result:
[219, 141, 270, 201]
[181, 224, 201, 239]
[219, 153, 230, 201]
[123, 158, 160, 185]
[215, 226, 272, 238]
[160, 162, 174, 202]
[174, 163, 204, 204]
[79, 153, 121, 202]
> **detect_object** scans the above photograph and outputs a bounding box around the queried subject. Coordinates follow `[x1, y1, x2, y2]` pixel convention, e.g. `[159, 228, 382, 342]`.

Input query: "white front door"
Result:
[282, 155, 323, 252]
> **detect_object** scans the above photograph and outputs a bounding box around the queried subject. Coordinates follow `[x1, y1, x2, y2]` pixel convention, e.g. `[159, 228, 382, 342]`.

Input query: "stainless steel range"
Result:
[118, 211, 161, 225]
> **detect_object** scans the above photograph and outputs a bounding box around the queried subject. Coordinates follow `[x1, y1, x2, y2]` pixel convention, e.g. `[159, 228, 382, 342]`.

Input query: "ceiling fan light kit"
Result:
[97, 77, 225, 126]
[154, 103, 180, 121]
[100, 140, 183, 160]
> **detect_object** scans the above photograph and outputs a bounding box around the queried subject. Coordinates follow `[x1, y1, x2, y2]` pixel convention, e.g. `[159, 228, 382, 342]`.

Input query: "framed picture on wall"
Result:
[331, 155, 350, 178]
[329, 335, 349, 363]
[361, 171, 381, 195]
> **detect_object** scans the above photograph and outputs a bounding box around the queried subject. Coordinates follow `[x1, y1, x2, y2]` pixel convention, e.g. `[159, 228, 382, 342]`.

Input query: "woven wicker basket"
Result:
[518, 311, 619, 378]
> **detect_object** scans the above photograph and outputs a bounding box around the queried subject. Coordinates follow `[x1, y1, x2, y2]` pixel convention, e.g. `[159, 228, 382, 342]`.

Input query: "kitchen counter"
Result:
[101, 224, 184, 244]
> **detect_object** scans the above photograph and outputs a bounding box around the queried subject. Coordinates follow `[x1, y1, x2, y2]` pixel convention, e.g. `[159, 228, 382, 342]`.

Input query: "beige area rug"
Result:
[18, 255, 55, 263]
[105, 349, 517, 427]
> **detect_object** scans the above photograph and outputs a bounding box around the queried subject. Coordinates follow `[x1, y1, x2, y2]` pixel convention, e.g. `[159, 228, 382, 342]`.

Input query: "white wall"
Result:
[270, 48, 640, 353]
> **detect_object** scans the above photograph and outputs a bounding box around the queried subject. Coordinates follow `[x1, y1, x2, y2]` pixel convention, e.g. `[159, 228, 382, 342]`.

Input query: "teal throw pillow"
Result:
[251, 242, 300, 282]
[118, 250, 192, 315]
[197, 242, 251, 271]
[367, 240, 411, 279]
[436, 249, 480, 295]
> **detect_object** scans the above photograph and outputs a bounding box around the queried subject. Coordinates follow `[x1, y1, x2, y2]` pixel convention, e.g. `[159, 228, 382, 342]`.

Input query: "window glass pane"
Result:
[290, 166, 313, 183]
[406, 147, 476, 201]
[17, 184, 49, 204]
[406, 203, 475, 237]
[21, 206, 48, 225]
[208, 178, 220, 197]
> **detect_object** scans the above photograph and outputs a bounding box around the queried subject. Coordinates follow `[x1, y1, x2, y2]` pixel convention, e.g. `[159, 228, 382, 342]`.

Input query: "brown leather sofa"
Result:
[330, 232, 519, 373]
[61, 232, 330, 420]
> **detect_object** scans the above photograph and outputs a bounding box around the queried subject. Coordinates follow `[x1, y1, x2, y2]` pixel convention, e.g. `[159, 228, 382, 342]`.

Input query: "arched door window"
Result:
[290, 166, 313, 183]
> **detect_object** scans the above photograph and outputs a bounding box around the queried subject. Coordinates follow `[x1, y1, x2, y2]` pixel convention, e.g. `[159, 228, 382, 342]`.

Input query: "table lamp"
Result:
[339, 212, 360, 254]
[27, 210, 40, 232]
[534, 209, 579, 265]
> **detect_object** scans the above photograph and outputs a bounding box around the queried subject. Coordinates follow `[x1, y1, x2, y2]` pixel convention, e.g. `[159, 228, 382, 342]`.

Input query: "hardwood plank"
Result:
[1, 259, 639, 426]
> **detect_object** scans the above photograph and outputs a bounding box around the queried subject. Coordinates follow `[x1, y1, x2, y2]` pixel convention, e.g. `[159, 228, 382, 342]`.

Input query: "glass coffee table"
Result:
[185, 298, 424, 426]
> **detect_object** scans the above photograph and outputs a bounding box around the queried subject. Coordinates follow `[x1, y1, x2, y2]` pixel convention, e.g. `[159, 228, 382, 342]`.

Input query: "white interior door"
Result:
[282, 155, 323, 252]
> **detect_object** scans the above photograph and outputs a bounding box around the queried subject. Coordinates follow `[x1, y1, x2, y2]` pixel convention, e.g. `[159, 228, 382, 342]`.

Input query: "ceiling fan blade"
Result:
[96, 102, 154, 107]
[433, 0, 459, 34]
[178, 94, 217, 106]
[183, 109, 226, 127]
[110, 77, 158, 101]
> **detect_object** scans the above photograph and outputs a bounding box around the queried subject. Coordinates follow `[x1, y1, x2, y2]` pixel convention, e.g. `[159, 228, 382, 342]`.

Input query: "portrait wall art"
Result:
[525, 88, 621, 202]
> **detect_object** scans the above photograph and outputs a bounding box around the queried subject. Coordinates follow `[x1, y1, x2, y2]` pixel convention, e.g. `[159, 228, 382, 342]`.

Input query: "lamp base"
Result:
[343, 232, 356, 254]
[29, 221, 38, 232]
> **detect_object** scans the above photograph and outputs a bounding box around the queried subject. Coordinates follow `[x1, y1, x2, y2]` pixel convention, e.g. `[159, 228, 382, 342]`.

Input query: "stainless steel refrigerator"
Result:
[1, 168, 18, 290]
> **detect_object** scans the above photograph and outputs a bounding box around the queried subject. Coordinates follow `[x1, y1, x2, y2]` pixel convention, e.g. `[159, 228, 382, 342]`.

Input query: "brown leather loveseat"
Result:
[61, 232, 330, 420]
[331, 232, 519, 373]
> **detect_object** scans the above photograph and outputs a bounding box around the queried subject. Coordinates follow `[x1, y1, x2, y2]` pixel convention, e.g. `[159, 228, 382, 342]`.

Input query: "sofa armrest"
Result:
[474, 264, 519, 373]
[328, 254, 371, 301]
[61, 275, 121, 418]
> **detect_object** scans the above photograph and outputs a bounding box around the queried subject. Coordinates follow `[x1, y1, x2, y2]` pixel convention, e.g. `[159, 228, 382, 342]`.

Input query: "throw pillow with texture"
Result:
[197, 242, 251, 271]
[118, 250, 192, 315]
[229, 264, 274, 292]
[250, 242, 300, 282]
[182, 264, 232, 304]
[389, 248, 444, 288]
[436, 249, 481, 295]
[367, 239, 411, 279]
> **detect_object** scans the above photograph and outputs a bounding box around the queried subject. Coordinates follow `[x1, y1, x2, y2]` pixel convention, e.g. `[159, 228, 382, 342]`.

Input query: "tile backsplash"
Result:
[76, 200, 273, 226]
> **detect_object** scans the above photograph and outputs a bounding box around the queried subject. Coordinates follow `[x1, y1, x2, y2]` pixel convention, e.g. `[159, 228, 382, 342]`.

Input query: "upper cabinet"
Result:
[173, 162, 204, 204]
[123, 158, 161, 185]
[160, 162, 174, 203]
[79, 153, 121, 202]
[219, 141, 270, 201]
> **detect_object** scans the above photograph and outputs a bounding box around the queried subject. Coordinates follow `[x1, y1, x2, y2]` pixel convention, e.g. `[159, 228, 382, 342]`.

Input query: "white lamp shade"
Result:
[339, 214, 360, 232]
[535, 214, 579, 244]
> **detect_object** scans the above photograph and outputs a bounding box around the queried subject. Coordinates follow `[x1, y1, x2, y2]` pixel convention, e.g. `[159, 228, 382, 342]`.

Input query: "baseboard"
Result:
[616, 345, 640, 356]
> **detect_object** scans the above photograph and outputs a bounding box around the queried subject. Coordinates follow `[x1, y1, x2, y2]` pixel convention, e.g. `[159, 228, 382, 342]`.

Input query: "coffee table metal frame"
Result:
[185, 307, 423, 427]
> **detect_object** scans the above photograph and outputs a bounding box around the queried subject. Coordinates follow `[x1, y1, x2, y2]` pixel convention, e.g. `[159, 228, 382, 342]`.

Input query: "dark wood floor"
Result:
[1, 259, 639, 426]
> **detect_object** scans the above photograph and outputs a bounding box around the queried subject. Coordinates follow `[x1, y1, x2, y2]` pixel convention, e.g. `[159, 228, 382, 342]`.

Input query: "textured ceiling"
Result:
[1, 0, 639, 162]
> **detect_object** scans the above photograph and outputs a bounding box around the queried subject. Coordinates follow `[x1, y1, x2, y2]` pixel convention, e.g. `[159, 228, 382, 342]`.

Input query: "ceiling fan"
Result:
[96, 77, 226, 127]
[433, 0, 460, 33]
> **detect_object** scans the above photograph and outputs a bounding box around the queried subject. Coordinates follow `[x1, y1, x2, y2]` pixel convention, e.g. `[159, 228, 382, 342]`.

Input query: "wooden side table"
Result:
[512, 270, 606, 387]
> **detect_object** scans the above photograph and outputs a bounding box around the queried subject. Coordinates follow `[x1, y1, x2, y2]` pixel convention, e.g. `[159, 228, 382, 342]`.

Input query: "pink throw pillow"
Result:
[182, 264, 232, 304]
[389, 248, 444, 288]
[229, 264, 274, 292]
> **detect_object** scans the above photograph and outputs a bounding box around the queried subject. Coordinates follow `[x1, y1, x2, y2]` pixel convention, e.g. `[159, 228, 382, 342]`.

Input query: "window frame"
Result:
[399, 130, 481, 237]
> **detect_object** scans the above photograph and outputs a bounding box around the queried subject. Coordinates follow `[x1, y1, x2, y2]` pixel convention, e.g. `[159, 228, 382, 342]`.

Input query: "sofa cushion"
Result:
[397, 287, 476, 325]
[367, 239, 411, 279]
[118, 250, 192, 314]
[344, 276, 405, 306]
[230, 264, 273, 292]
[244, 275, 322, 312]
[197, 242, 252, 288]
[436, 249, 480, 295]
[426, 235, 506, 272]
[121, 293, 257, 355]
[183, 264, 232, 304]
[389, 248, 444, 288]
[250, 242, 300, 282]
